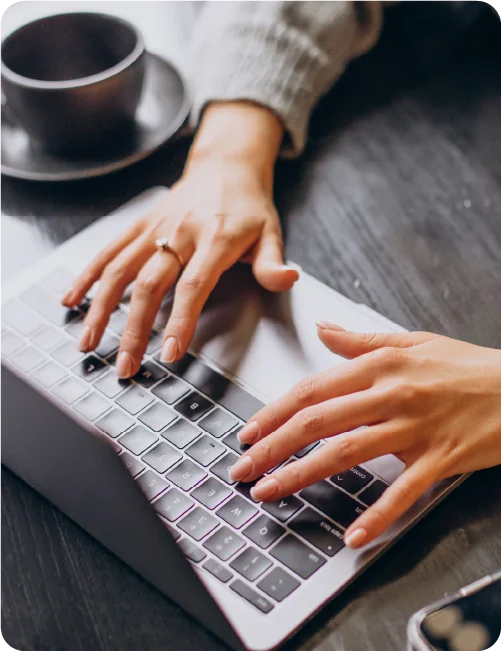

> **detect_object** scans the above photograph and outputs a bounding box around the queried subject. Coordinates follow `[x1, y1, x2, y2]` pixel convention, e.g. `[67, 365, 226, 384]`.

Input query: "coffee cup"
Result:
[1, 12, 146, 154]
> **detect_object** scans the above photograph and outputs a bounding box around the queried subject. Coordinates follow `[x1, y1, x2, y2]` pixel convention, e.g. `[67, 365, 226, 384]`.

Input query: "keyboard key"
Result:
[152, 376, 189, 404]
[65, 321, 85, 340]
[119, 452, 145, 478]
[257, 567, 300, 603]
[230, 547, 272, 582]
[1, 331, 25, 357]
[191, 478, 232, 510]
[73, 393, 110, 421]
[30, 325, 67, 352]
[235, 478, 260, 503]
[178, 507, 219, 541]
[230, 580, 274, 614]
[3, 300, 44, 336]
[142, 441, 182, 473]
[270, 535, 326, 580]
[119, 426, 158, 456]
[11, 346, 45, 373]
[52, 377, 88, 404]
[203, 558, 233, 584]
[116, 385, 154, 415]
[31, 361, 67, 388]
[21, 284, 81, 326]
[153, 488, 194, 522]
[136, 470, 169, 501]
[331, 466, 374, 494]
[178, 538, 206, 563]
[167, 459, 207, 491]
[262, 496, 304, 523]
[162, 419, 201, 449]
[96, 409, 133, 438]
[41, 268, 75, 296]
[51, 340, 84, 367]
[175, 391, 213, 421]
[199, 408, 238, 438]
[138, 402, 176, 432]
[134, 360, 167, 388]
[243, 515, 285, 549]
[300, 482, 366, 528]
[72, 355, 107, 382]
[364, 455, 405, 484]
[186, 435, 225, 467]
[358, 479, 388, 506]
[290, 508, 344, 557]
[295, 442, 320, 458]
[94, 330, 120, 358]
[203, 526, 246, 561]
[210, 452, 238, 486]
[216, 496, 258, 529]
[145, 331, 163, 355]
[155, 353, 265, 421]
[108, 309, 128, 335]
[94, 371, 130, 399]
[222, 429, 250, 455]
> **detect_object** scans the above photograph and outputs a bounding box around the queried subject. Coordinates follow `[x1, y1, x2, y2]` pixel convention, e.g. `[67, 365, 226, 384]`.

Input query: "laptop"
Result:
[1, 187, 466, 651]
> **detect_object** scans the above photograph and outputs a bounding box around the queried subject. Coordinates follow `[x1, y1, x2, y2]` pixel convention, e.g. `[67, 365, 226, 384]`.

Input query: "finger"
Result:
[79, 236, 155, 352]
[343, 458, 436, 548]
[250, 425, 398, 501]
[159, 237, 246, 364]
[230, 390, 388, 483]
[116, 252, 182, 378]
[237, 356, 379, 445]
[316, 323, 437, 359]
[251, 227, 299, 292]
[62, 219, 144, 307]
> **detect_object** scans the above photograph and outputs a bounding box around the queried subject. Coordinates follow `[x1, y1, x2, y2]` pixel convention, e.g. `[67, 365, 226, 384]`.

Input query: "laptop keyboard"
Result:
[2, 268, 389, 614]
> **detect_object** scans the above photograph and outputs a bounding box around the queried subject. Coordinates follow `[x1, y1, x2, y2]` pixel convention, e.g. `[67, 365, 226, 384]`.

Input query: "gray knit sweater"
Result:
[190, 1, 389, 156]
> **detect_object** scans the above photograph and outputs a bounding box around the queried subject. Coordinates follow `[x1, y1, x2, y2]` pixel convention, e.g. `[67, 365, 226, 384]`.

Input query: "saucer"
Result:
[1, 52, 190, 182]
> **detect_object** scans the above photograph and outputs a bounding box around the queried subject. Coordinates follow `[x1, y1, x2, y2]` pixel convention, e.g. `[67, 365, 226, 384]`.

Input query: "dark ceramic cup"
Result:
[1, 12, 146, 154]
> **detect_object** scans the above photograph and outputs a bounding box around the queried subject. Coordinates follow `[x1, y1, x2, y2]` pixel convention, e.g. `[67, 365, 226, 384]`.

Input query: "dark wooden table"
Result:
[2, 4, 501, 651]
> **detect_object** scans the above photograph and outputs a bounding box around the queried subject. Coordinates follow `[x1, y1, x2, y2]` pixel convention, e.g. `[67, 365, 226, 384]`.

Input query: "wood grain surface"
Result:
[2, 3, 500, 651]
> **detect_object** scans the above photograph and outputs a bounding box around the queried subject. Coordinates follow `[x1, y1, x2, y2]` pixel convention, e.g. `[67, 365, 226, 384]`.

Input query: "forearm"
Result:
[190, 1, 385, 157]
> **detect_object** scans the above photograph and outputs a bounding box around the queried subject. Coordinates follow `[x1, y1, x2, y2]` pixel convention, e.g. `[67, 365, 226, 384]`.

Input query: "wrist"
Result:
[187, 101, 283, 182]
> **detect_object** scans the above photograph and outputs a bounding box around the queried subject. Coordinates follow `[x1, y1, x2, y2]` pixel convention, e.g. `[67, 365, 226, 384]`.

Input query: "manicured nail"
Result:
[316, 322, 346, 332]
[78, 325, 92, 351]
[161, 337, 178, 363]
[62, 289, 76, 306]
[344, 528, 367, 549]
[116, 351, 133, 378]
[251, 477, 279, 501]
[238, 421, 260, 444]
[230, 456, 253, 482]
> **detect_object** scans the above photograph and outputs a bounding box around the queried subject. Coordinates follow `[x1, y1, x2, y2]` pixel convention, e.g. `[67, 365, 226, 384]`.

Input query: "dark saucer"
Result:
[1, 52, 190, 181]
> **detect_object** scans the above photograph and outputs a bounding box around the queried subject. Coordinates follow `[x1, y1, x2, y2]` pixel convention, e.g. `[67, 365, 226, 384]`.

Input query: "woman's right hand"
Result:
[62, 102, 298, 379]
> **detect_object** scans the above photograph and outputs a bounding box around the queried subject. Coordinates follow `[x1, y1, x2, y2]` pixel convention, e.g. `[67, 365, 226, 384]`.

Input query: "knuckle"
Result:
[335, 437, 357, 468]
[262, 403, 280, 433]
[284, 462, 302, 490]
[135, 274, 161, 297]
[294, 376, 316, 406]
[102, 262, 125, 284]
[180, 273, 206, 295]
[295, 405, 323, 436]
[255, 438, 273, 466]
[121, 327, 144, 348]
[367, 506, 391, 532]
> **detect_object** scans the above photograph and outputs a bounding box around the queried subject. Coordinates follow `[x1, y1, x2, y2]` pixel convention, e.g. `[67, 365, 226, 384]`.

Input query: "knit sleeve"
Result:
[189, 1, 385, 157]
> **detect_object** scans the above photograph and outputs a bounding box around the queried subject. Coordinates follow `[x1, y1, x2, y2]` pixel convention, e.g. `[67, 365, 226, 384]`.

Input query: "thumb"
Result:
[316, 322, 437, 359]
[252, 230, 299, 292]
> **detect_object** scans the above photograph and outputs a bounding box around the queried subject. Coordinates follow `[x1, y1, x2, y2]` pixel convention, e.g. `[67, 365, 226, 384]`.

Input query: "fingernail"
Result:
[344, 528, 367, 549]
[230, 456, 253, 482]
[251, 477, 279, 501]
[62, 289, 75, 306]
[78, 325, 92, 351]
[161, 337, 178, 363]
[238, 421, 260, 444]
[316, 321, 346, 332]
[116, 351, 134, 378]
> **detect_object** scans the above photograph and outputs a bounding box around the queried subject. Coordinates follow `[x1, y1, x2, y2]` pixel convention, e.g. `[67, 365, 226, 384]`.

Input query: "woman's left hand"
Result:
[229, 324, 501, 548]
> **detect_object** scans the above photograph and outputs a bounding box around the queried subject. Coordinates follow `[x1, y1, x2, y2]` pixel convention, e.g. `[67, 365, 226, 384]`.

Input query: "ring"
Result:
[155, 237, 186, 269]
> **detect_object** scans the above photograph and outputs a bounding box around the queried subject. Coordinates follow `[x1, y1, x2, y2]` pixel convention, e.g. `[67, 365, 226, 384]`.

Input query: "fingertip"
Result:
[255, 264, 299, 292]
[344, 527, 367, 549]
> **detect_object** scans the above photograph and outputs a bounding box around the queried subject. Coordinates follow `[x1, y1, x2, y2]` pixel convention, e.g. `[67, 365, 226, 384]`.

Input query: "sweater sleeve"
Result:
[189, 1, 385, 157]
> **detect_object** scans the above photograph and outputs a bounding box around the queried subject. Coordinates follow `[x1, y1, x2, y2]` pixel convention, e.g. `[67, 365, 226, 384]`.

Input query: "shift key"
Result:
[299, 481, 366, 529]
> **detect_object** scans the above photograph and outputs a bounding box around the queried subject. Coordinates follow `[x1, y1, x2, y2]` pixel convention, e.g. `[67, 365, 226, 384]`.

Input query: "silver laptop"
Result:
[1, 187, 466, 651]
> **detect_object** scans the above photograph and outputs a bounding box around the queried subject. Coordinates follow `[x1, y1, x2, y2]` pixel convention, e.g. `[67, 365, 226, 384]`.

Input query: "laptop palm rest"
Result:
[1, 365, 244, 651]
